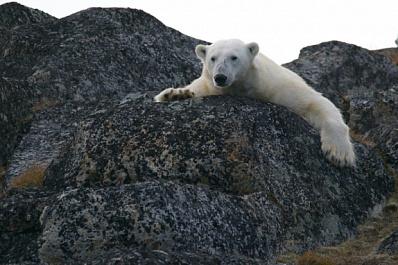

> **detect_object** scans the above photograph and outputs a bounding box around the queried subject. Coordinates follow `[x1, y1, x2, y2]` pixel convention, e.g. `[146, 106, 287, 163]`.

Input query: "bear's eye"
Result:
[231, 56, 238, 61]
[211, 57, 216, 62]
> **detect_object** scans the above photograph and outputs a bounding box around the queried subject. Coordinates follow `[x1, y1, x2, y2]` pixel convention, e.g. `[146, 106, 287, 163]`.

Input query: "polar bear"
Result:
[154, 39, 355, 167]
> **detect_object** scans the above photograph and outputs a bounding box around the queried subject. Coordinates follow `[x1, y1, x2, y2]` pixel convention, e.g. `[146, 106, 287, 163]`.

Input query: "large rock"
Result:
[36, 95, 392, 263]
[3, 99, 117, 188]
[0, 2, 205, 166]
[0, 2, 57, 164]
[284, 41, 398, 106]
[2, 94, 393, 263]
[0, 2, 397, 264]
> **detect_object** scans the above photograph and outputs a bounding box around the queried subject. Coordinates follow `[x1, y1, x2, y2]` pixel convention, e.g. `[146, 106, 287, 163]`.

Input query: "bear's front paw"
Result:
[154, 88, 195, 102]
[321, 137, 355, 167]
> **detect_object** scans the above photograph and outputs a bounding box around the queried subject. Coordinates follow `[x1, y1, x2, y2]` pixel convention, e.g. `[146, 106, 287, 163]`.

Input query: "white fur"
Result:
[155, 39, 355, 167]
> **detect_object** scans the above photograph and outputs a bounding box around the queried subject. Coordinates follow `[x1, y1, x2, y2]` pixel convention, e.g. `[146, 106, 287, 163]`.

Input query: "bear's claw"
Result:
[154, 88, 195, 102]
[321, 141, 356, 167]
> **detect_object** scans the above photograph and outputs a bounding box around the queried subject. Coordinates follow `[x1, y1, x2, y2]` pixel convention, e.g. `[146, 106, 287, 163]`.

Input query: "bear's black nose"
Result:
[214, 74, 227, 86]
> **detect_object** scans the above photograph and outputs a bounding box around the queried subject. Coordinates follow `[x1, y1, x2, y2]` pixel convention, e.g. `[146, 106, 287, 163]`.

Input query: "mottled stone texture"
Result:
[0, 2, 205, 166]
[0, 2, 397, 264]
[378, 229, 398, 255]
[38, 95, 391, 263]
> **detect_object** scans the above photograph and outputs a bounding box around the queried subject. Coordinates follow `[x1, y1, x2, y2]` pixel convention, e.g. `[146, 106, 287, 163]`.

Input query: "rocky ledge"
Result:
[1, 2, 397, 264]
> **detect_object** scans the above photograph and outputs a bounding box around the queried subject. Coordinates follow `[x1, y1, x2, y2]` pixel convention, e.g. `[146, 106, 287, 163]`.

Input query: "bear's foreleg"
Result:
[154, 77, 211, 102]
[302, 97, 356, 167]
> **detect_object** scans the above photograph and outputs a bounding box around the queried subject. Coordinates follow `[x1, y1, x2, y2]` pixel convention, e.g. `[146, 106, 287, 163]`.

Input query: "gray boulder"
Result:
[37, 95, 392, 263]
[0, 2, 205, 166]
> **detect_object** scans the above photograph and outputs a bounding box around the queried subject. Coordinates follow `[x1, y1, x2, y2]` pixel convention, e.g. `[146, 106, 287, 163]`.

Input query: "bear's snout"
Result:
[214, 74, 228, 87]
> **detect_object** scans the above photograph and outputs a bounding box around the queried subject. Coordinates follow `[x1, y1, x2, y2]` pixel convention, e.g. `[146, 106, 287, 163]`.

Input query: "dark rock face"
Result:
[284, 41, 398, 105]
[3, 100, 116, 188]
[0, 2, 205, 166]
[0, 2, 397, 264]
[39, 182, 282, 263]
[38, 95, 392, 263]
[0, 188, 55, 263]
[0, 78, 34, 166]
[0, 2, 56, 28]
[377, 229, 398, 255]
[0, 2, 57, 164]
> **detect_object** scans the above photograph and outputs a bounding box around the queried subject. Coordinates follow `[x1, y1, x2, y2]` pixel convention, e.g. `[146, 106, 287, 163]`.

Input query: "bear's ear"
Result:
[246, 42, 259, 57]
[195, 44, 207, 60]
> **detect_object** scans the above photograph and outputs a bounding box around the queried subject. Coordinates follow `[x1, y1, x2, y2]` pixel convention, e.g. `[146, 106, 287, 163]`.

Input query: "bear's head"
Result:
[195, 39, 259, 88]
